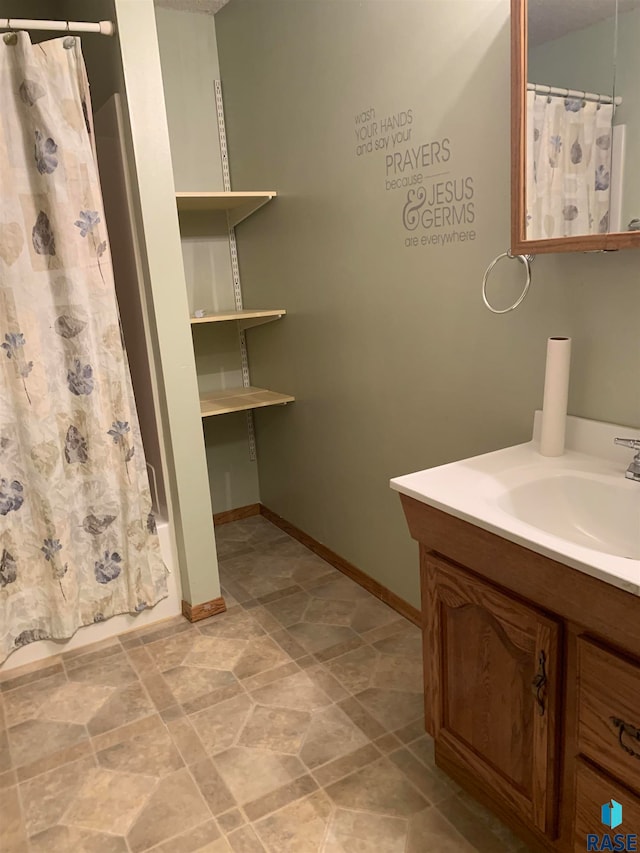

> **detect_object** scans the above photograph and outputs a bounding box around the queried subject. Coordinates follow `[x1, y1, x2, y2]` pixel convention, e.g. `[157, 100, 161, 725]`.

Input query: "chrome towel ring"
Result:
[482, 250, 535, 314]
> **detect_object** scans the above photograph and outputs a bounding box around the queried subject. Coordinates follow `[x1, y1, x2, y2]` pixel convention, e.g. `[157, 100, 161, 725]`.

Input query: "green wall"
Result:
[215, 0, 640, 608]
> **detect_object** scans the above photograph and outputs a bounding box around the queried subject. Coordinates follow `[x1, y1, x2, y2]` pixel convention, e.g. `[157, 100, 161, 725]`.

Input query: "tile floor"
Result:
[1, 515, 531, 852]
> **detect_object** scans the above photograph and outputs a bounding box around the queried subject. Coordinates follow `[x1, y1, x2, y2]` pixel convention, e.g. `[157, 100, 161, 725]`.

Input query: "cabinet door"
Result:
[424, 554, 560, 837]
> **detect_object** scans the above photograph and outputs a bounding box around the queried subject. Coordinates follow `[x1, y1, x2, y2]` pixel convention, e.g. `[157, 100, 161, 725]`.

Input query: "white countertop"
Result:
[390, 413, 640, 596]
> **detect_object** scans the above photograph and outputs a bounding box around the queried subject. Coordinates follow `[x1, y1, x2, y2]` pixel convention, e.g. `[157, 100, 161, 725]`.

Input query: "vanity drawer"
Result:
[577, 637, 640, 792]
[574, 760, 640, 852]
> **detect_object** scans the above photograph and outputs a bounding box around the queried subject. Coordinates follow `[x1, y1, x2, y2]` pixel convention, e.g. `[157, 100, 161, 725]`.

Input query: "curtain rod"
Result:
[528, 82, 621, 106]
[0, 19, 115, 37]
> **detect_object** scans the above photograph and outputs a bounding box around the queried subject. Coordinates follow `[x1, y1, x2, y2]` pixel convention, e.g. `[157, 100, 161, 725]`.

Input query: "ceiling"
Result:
[154, 0, 231, 15]
[155, 0, 640, 42]
[529, 0, 640, 46]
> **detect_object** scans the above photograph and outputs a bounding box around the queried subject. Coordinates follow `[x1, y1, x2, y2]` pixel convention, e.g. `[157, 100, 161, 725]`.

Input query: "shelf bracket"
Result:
[215, 79, 257, 462]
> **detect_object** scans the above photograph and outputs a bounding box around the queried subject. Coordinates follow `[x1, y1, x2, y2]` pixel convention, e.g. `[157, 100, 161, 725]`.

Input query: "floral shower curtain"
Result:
[0, 32, 167, 662]
[526, 91, 614, 239]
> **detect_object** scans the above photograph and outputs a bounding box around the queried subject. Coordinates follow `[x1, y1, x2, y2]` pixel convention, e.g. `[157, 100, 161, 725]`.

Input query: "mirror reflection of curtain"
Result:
[526, 92, 613, 239]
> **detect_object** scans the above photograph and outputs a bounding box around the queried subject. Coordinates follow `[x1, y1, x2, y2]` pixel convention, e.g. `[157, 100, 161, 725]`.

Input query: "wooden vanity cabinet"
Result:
[424, 555, 560, 837]
[400, 494, 640, 853]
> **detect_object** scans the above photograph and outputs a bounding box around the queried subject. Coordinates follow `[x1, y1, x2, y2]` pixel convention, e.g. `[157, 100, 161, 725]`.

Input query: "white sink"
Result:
[390, 414, 640, 596]
[497, 472, 640, 560]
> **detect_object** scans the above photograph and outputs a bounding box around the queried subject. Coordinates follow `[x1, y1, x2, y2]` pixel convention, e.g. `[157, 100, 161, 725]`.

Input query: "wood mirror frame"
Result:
[511, 0, 640, 254]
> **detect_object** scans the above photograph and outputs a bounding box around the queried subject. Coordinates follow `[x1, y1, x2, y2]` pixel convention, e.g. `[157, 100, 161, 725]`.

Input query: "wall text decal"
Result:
[354, 104, 478, 248]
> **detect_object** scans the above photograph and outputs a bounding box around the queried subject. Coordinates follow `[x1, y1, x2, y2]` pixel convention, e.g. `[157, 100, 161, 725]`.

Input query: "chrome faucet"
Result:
[614, 438, 640, 482]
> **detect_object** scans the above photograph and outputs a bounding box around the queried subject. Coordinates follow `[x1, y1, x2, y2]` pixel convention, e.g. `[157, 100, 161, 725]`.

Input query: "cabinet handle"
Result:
[610, 717, 640, 760]
[531, 650, 547, 716]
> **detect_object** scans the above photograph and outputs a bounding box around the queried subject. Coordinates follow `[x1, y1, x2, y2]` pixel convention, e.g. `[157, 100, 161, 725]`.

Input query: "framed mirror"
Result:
[512, 0, 640, 253]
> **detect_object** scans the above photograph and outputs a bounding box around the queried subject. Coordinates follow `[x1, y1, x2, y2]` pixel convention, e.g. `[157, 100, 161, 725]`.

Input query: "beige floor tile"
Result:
[91, 713, 164, 753]
[263, 591, 311, 627]
[65, 651, 138, 687]
[166, 715, 208, 764]
[181, 682, 245, 716]
[65, 766, 157, 835]
[190, 756, 236, 815]
[0, 767, 17, 788]
[239, 704, 311, 753]
[0, 728, 12, 773]
[436, 792, 526, 853]
[198, 610, 266, 641]
[248, 607, 282, 634]
[19, 755, 96, 837]
[388, 748, 460, 804]
[149, 819, 222, 853]
[250, 669, 333, 712]
[28, 824, 128, 852]
[190, 692, 253, 755]
[126, 767, 211, 853]
[325, 757, 428, 817]
[218, 808, 246, 834]
[136, 617, 192, 646]
[7, 717, 88, 769]
[287, 623, 360, 655]
[41, 681, 115, 724]
[311, 744, 381, 789]
[96, 723, 183, 776]
[303, 598, 355, 626]
[354, 687, 424, 731]
[359, 619, 414, 646]
[1, 784, 28, 852]
[184, 636, 249, 670]
[300, 704, 369, 769]
[213, 746, 306, 805]
[290, 558, 343, 587]
[323, 808, 408, 853]
[233, 637, 292, 679]
[269, 628, 308, 660]
[163, 665, 237, 706]
[2, 672, 68, 727]
[146, 631, 198, 671]
[307, 577, 371, 602]
[350, 597, 401, 634]
[371, 654, 423, 693]
[373, 630, 422, 659]
[244, 773, 319, 823]
[297, 665, 348, 703]
[0, 660, 63, 692]
[406, 808, 477, 853]
[87, 681, 155, 736]
[254, 790, 333, 852]
[227, 824, 267, 852]
[455, 788, 532, 851]
[323, 646, 378, 694]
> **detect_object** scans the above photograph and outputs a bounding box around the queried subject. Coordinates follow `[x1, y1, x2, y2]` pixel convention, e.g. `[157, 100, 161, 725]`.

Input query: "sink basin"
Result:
[390, 413, 640, 596]
[497, 473, 640, 560]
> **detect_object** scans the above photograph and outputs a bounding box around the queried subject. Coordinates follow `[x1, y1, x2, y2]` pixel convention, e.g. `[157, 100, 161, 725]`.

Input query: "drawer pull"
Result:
[532, 650, 547, 716]
[610, 717, 640, 760]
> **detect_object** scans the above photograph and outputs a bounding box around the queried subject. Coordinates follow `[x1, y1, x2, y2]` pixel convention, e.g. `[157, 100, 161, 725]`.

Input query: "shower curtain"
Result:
[526, 91, 614, 239]
[0, 32, 167, 662]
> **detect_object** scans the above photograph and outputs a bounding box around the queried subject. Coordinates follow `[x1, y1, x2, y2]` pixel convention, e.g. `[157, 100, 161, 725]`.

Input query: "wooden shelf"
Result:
[190, 309, 285, 330]
[200, 386, 294, 418]
[176, 191, 276, 227]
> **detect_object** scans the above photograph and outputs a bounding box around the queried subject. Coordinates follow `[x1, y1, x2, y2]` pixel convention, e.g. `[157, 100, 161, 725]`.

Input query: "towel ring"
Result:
[482, 250, 535, 314]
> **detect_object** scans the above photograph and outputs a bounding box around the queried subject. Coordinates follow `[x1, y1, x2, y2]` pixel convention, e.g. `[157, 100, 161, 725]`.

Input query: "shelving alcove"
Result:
[175, 190, 295, 421]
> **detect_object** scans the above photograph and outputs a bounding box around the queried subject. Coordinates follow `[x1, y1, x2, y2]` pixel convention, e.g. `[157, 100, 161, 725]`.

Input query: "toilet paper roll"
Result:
[540, 337, 571, 457]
